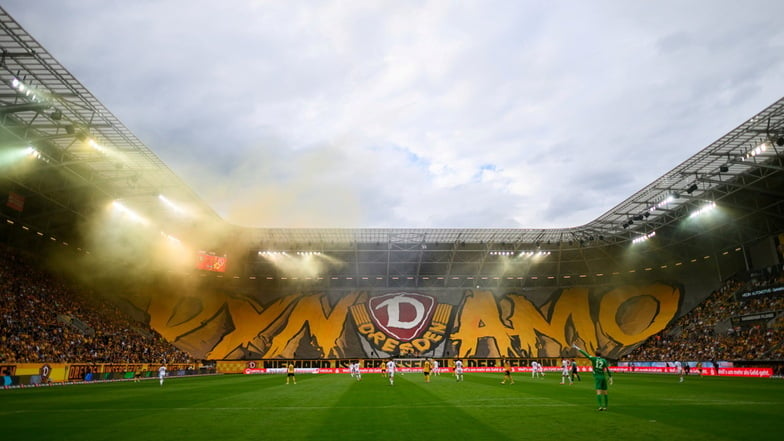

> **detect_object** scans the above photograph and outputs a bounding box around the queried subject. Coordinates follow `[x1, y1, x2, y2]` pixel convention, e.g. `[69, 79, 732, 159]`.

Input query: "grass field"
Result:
[2, 372, 783, 441]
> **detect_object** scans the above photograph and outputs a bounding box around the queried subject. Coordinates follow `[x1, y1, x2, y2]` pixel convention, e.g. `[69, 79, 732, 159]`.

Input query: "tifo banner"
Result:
[124, 284, 683, 360]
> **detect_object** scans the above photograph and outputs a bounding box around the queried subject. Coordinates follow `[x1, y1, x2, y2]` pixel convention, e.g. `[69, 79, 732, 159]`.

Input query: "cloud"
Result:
[4, 0, 784, 229]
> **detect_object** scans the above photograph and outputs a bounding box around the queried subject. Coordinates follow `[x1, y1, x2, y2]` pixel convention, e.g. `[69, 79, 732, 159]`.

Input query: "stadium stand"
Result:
[622, 267, 784, 367]
[5, 234, 782, 369]
[0, 243, 193, 364]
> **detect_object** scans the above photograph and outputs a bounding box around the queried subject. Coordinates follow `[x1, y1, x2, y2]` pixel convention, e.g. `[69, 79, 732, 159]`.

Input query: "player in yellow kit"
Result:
[500, 357, 514, 384]
[423, 358, 432, 383]
[286, 362, 296, 384]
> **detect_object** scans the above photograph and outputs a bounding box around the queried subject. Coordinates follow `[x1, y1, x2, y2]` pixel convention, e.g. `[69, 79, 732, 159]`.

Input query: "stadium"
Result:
[2, 4, 784, 440]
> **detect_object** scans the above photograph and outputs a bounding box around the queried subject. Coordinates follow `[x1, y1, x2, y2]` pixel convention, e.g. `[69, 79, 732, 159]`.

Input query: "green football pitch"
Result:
[2, 372, 783, 441]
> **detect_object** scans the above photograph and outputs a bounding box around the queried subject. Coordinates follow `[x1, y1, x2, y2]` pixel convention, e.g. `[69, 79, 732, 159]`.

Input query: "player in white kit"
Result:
[158, 365, 167, 386]
[353, 362, 362, 381]
[674, 360, 684, 382]
[560, 358, 572, 385]
[386, 359, 396, 385]
[531, 360, 544, 379]
[454, 359, 464, 382]
[432, 359, 440, 376]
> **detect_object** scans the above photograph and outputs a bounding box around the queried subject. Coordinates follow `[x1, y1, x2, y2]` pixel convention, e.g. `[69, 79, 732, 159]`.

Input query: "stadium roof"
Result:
[2, 8, 783, 288]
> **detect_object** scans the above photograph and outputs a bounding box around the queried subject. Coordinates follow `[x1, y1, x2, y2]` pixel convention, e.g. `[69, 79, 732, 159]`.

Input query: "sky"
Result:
[4, 0, 784, 229]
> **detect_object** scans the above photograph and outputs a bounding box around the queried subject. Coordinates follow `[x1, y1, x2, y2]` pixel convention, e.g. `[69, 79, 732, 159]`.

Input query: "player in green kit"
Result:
[573, 345, 613, 411]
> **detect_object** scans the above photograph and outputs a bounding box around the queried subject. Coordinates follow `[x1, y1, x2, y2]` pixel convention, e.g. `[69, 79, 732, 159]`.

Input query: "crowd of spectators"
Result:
[623, 268, 784, 363]
[1, 244, 192, 364]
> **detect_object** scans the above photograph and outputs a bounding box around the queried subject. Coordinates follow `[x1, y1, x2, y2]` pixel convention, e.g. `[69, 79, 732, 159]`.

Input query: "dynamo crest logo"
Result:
[350, 292, 451, 355]
[368, 292, 436, 342]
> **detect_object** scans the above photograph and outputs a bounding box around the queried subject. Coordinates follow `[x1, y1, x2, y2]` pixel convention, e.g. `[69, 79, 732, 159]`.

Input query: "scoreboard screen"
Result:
[196, 251, 227, 273]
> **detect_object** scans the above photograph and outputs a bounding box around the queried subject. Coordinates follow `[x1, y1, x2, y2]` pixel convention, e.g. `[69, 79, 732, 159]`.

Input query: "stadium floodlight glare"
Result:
[12, 77, 28, 92]
[519, 250, 551, 257]
[632, 231, 656, 244]
[23, 146, 53, 164]
[742, 141, 768, 161]
[87, 138, 114, 156]
[689, 201, 717, 218]
[489, 250, 515, 256]
[259, 251, 288, 256]
[111, 200, 149, 225]
[85, 137, 129, 164]
[1, 145, 39, 167]
[87, 138, 106, 152]
[9, 77, 52, 104]
[158, 194, 187, 215]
